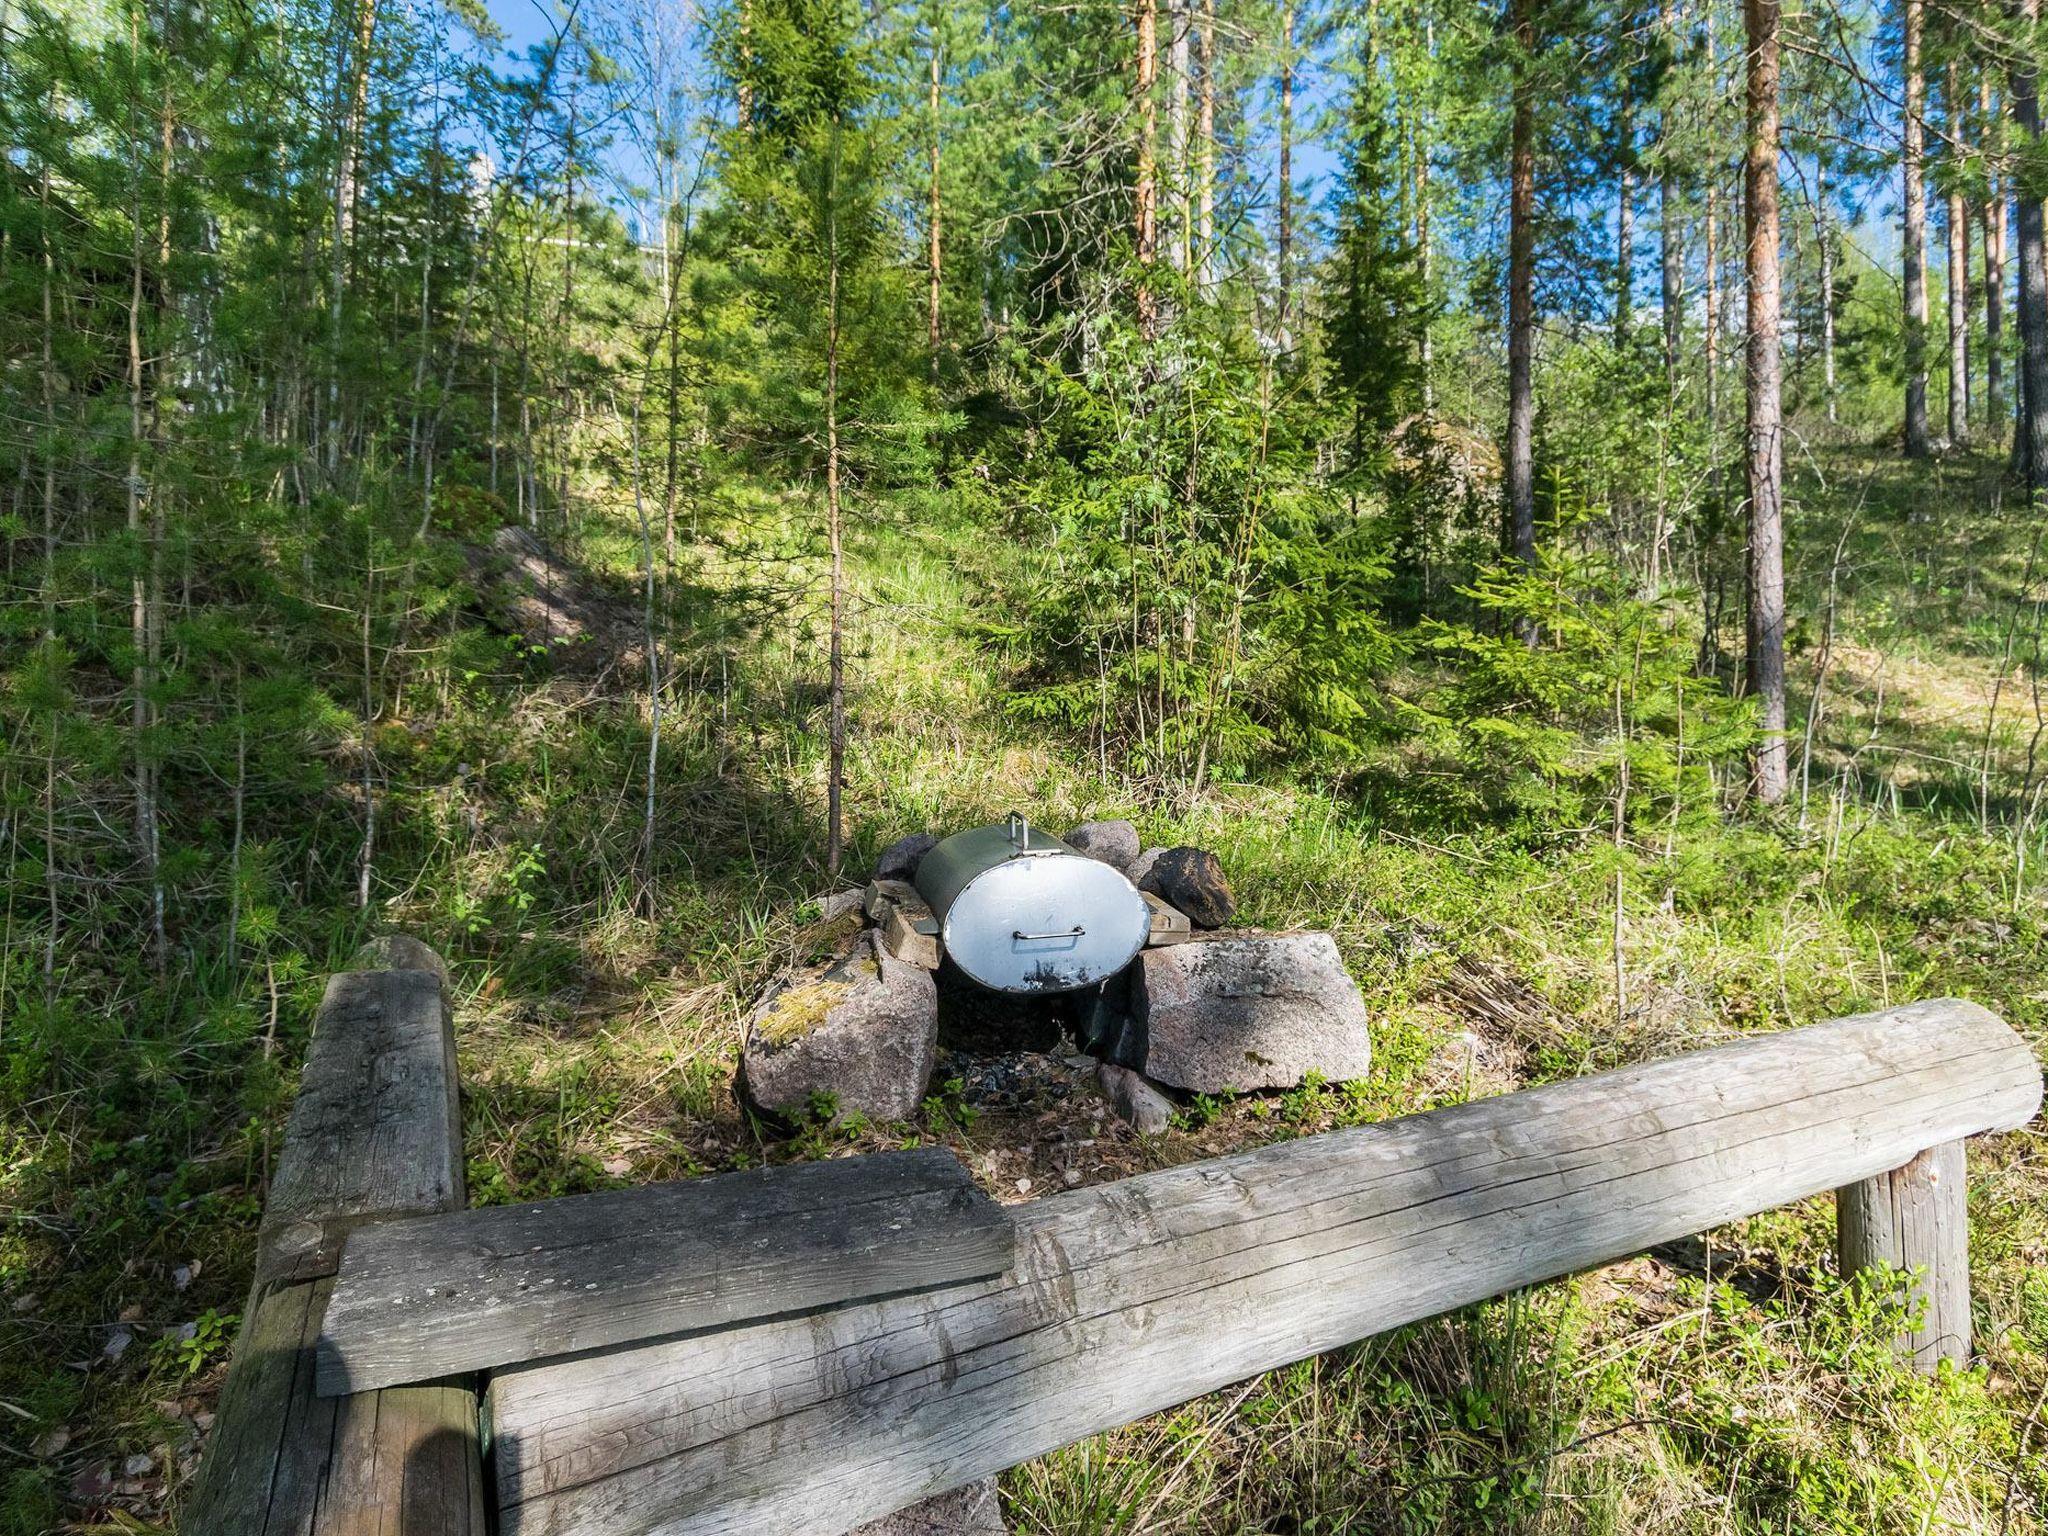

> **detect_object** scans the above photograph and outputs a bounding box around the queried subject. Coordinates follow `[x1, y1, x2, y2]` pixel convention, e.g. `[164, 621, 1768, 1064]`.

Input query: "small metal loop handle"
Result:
[1013, 925, 1085, 942]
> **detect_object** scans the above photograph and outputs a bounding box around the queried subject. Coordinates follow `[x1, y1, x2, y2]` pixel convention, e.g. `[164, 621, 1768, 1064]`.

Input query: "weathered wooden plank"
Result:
[263, 966, 464, 1238]
[185, 938, 485, 1536]
[318, 1147, 1013, 1395]
[192, 1277, 489, 1536]
[1837, 1139, 1971, 1369]
[486, 999, 2042, 1536]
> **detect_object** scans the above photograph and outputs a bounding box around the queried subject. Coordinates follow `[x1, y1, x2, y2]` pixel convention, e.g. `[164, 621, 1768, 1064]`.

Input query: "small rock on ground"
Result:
[1123, 931, 1370, 1092]
[1126, 847, 1164, 887]
[1137, 846, 1237, 928]
[850, 1479, 1007, 1535]
[1062, 819, 1141, 872]
[874, 832, 940, 883]
[1095, 1061, 1176, 1134]
[742, 933, 939, 1122]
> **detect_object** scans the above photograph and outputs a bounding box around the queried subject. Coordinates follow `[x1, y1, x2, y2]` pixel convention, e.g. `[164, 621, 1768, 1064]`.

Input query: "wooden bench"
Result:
[189, 946, 2042, 1536]
[183, 936, 485, 1535]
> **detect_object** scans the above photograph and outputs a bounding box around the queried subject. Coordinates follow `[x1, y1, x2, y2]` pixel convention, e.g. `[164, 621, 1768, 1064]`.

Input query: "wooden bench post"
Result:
[184, 937, 486, 1535]
[1836, 1139, 1971, 1371]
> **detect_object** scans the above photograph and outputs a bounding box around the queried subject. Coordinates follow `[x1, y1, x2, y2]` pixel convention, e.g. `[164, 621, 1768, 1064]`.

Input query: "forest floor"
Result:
[5, 448, 2048, 1534]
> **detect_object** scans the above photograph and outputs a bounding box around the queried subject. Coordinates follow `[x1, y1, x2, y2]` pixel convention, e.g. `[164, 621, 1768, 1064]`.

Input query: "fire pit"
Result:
[914, 815, 1150, 995]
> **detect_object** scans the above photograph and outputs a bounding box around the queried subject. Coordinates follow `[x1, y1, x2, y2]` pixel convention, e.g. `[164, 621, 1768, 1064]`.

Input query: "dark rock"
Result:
[1062, 819, 1141, 872]
[1136, 846, 1236, 928]
[1125, 847, 1165, 888]
[742, 933, 938, 1123]
[1121, 931, 1371, 1092]
[851, 1480, 1007, 1535]
[874, 832, 940, 883]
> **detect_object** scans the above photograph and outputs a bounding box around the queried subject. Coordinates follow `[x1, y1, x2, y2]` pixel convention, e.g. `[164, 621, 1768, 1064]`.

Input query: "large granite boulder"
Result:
[852, 1480, 1006, 1535]
[742, 933, 939, 1123]
[1062, 819, 1141, 873]
[1137, 846, 1236, 928]
[1118, 931, 1370, 1092]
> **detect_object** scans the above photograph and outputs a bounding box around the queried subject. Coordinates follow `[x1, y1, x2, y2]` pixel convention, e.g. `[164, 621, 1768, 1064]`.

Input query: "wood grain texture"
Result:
[487, 999, 2042, 1536]
[264, 967, 465, 1238]
[185, 938, 485, 1536]
[1837, 1139, 1971, 1369]
[190, 1277, 489, 1536]
[318, 1148, 1012, 1394]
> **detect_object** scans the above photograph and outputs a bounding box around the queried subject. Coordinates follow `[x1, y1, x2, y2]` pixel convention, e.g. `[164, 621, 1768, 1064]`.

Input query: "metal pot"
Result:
[914, 814, 1149, 995]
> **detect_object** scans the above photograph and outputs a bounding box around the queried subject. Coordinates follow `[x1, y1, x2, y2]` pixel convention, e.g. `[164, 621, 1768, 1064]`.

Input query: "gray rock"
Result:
[812, 888, 866, 924]
[1095, 1062, 1176, 1134]
[1062, 819, 1141, 872]
[1121, 931, 1371, 1092]
[1125, 847, 1164, 888]
[851, 1480, 1007, 1535]
[743, 933, 939, 1123]
[1137, 846, 1236, 928]
[874, 832, 940, 883]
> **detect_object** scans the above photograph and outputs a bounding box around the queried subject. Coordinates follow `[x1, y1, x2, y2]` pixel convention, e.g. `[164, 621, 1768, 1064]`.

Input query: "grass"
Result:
[2, 445, 2046, 1533]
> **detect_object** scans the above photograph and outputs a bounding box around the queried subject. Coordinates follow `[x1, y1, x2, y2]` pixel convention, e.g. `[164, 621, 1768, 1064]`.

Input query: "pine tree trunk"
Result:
[825, 123, 846, 876]
[1169, 0, 1188, 272]
[1415, 40, 1433, 410]
[1706, 175, 1721, 453]
[1507, 0, 1538, 575]
[1661, 153, 1681, 388]
[1902, 0, 1930, 457]
[1617, 100, 1634, 347]
[1134, 0, 1158, 338]
[1277, 1, 1294, 337]
[1196, 0, 1215, 287]
[1818, 157, 1837, 423]
[1745, 0, 1789, 803]
[1984, 78, 2006, 437]
[1948, 61, 1972, 448]
[2014, 0, 2048, 498]
[928, 36, 942, 381]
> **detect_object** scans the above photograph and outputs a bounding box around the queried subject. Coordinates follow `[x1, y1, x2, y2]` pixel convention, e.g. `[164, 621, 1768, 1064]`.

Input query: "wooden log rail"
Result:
[484, 1000, 2041, 1536]
[185, 936, 486, 1535]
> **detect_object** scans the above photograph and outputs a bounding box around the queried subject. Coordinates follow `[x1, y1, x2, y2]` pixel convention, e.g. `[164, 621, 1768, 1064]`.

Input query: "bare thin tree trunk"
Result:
[1818, 155, 1837, 422]
[928, 35, 942, 381]
[629, 395, 661, 912]
[1948, 61, 1972, 448]
[1617, 99, 1634, 347]
[1169, 0, 1188, 272]
[1984, 77, 2007, 437]
[2015, 0, 2048, 497]
[127, 5, 165, 971]
[1660, 6, 1682, 394]
[1415, 36, 1433, 409]
[1196, 0, 1215, 287]
[1706, 171, 1720, 432]
[1276, 1, 1294, 337]
[1134, 0, 1158, 338]
[1746, 0, 1789, 803]
[825, 123, 847, 877]
[325, 0, 379, 478]
[1507, 0, 1538, 575]
[1902, 0, 1931, 456]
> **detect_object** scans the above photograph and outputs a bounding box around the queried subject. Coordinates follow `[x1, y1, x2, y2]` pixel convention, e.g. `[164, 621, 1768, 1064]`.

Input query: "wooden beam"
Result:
[485, 1000, 2041, 1536]
[186, 939, 486, 1536]
[1837, 1139, 1971, 1370]
[318, 1148, 1013, 1395]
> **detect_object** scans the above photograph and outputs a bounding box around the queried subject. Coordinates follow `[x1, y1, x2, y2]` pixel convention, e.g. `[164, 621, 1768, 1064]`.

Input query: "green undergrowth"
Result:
[3, 452, 2046, 1533]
